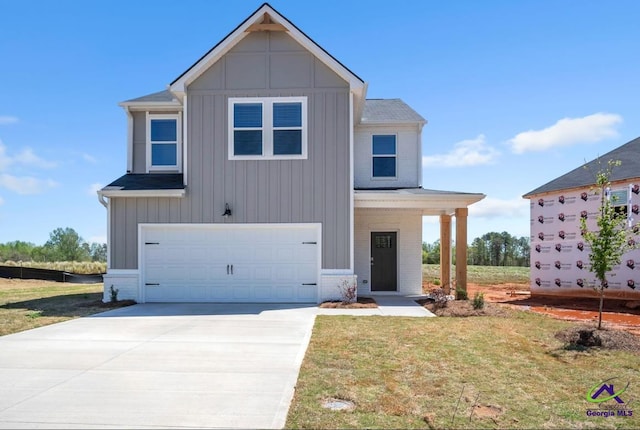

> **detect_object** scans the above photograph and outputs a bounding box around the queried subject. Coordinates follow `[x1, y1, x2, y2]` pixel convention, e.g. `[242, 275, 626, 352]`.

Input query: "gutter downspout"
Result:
[97, 191, 110, 270]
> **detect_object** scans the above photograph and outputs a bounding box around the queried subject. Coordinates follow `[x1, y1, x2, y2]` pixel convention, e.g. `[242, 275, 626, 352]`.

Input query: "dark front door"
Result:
[371, 232, 397, 292]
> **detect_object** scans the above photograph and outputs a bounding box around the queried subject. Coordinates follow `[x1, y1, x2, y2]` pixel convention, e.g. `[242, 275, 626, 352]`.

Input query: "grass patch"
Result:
[423, 264, 530, 285]
[287, 311, 640, 429]
[0, 278, 130, 336]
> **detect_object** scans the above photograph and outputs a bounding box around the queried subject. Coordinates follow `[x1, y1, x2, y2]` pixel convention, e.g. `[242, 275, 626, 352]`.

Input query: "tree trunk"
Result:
[597, 282, 605, 330]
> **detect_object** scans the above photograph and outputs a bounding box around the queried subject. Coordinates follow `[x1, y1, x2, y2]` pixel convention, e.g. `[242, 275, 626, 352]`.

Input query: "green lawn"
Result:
[423, 264, 530, 286]
[0, 279, 108, 336]
[287, 311, 640, 429]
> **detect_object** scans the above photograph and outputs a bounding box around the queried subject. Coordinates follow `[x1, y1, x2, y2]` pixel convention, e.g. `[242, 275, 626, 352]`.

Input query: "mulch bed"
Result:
[319, 297, 378, 308]
[555, 325, 640, 352]
[82, 299, 137, 309]
[416, 299, 508, 317]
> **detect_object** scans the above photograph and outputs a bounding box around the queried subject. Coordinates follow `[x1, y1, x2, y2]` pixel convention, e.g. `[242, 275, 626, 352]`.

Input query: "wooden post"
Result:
[439, 214, 451, 294]
[455, 208, 468, 296]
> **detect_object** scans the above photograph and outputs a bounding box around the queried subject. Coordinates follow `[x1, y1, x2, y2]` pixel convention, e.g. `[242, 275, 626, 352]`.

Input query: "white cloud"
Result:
[0, 142, 10, 170]
[422, 134, 500, 167]
[88, 182, 103, 196]
[82, 153, 97, 163]
[0, 116, 18, 125]
[14, 148, 56, 168]
[0, 174, 58, 195]
[0, 195, 4, 205]
[469, 196, 529, 219]
[508, 113, 622, 154]
[0, 141, 56, 170]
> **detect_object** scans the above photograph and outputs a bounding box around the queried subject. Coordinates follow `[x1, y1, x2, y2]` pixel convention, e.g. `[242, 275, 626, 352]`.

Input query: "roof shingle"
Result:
[362, 99, 426, 124]
[123, 90, 176, 103]
[103, 174, 185, 191]
[524, 136, 640, 197]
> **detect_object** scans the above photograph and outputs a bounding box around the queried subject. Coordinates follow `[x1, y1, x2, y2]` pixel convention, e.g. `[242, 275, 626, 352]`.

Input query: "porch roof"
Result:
[354, 188, 485, 215]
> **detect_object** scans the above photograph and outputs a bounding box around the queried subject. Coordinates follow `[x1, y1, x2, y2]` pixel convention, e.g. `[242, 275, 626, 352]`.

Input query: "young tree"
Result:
[580, 160, 637, 330]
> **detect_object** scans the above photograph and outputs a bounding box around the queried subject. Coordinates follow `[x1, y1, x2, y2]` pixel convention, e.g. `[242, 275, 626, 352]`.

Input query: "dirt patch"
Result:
[416, 299, 508, 317]
[472, 404, 503, 419]
[555, 325, 640, 352]
[447, 283, 640, 336]
[319, 297, 378, 308]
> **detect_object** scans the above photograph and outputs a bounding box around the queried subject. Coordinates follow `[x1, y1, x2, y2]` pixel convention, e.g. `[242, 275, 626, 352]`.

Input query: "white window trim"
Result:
[371, 134, 397, 180]
[146, 112, 182, 172]
[228, 96, 308, 160]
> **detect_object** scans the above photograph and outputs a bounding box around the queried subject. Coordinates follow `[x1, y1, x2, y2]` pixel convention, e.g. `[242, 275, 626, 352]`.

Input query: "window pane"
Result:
[373, 135, 396, 155]
[151, 119, 177, 142]
[234, 103, 262, 128]
[611, 189, 628, 206]
[234, 130, 263, 155]
[273, 103, 302, 127]
[273, 130, 302, 155]
[151, 143, 177, 166]
[373, 157, 396, 177]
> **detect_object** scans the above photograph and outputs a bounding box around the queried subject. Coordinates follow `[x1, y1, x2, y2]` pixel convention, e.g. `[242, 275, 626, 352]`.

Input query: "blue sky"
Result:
[1, 0, 639, 246]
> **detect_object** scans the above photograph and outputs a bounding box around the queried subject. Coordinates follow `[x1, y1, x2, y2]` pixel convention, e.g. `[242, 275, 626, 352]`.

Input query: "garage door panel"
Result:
[253, 246, 275, 262]
[232, 285, 251, 300]
[142, 224, 319, 303]
[251, 266, 274, 281]
[274, 286, 294, 299]
[210, 285, 231, 299]
[297, 285, 316, 300]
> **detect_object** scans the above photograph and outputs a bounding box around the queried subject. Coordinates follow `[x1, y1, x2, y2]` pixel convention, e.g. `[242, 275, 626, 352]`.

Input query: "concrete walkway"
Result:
[317, 295, 435, 317]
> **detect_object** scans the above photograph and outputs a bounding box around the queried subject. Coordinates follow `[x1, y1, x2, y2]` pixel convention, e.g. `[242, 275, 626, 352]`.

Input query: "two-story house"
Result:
[524, 136, 640, 300]
[98, 3, 485, 304]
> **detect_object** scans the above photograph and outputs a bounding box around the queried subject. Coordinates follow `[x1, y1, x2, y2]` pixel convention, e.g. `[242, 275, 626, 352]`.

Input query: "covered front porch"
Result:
[354, 188, 485, 296]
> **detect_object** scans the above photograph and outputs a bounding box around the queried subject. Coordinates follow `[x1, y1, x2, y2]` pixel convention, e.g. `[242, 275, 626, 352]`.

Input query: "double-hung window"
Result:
[372, 134, 397, 178]
[147, 113, 181, 171]
[229, 97, 307, 160]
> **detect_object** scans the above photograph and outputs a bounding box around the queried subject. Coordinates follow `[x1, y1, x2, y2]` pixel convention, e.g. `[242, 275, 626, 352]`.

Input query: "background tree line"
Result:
[423, 231, 530, 267]
[0, 227, 106, 263]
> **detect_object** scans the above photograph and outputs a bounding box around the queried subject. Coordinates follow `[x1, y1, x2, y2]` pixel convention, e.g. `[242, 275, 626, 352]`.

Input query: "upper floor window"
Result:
[147, 113, 181, 172]
[228, 97, 307, 160]
[610, 188, 629, 217]
[372, 135, 396, 178]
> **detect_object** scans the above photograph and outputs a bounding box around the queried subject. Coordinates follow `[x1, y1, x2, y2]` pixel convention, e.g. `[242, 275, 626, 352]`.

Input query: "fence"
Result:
[0, 265, 104, 284]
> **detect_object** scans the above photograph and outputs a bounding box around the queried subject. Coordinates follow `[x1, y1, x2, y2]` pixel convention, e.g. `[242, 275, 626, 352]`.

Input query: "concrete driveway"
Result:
[0, 303, 317, 429]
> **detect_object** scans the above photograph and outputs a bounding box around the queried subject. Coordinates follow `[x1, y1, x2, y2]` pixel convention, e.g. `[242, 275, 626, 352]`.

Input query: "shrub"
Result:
[456, 288, 468, 300]
[109, 285, 119, 303]
[337, 279, 357, 304]
[472, 292, 485, 310]
[430, 288, 448, 309]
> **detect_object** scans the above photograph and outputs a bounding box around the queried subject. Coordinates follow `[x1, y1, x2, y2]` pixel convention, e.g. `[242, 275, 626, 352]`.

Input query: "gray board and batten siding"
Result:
[110, 31, 352, 271]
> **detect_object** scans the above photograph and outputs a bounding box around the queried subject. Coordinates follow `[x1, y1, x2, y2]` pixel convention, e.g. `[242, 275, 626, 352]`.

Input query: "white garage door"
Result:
[141, 224, 320, 303]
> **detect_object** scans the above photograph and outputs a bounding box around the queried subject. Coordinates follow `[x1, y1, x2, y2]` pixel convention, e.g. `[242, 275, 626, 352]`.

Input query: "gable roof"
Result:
[362, 99, 426, 124]
[169, 3, 365, 96]
[523, 136, 640, 197]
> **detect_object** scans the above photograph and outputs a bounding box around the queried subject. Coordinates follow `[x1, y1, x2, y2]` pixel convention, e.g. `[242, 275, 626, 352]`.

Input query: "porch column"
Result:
[455, 208, 468, 296]
[439, 214, 452, 294]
